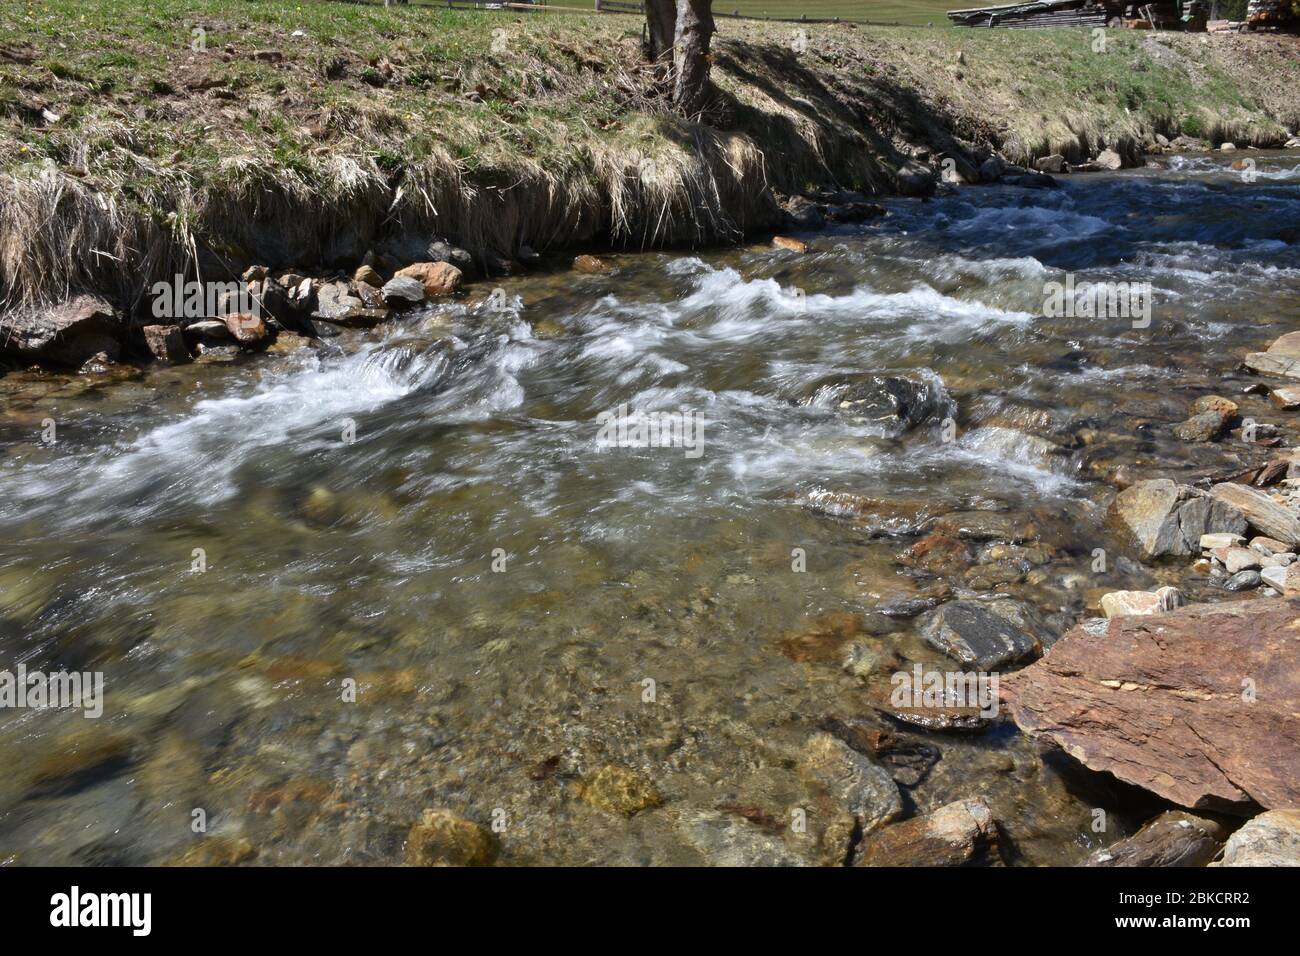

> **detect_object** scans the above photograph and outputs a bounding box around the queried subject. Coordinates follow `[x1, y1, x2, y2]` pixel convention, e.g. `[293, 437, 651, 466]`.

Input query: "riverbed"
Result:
[1, 151, 1298, 865]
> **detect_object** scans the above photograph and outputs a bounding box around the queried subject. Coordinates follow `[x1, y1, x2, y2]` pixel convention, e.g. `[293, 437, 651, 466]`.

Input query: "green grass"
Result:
[714, 0, 957, 26]
[2, 0, 1297, 311]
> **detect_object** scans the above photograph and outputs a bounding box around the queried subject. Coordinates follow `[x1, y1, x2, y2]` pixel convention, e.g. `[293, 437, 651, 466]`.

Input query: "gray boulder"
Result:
[920, 599, 1042, 670]
[1211, 482, 1300, 547]
[381, 276, 426, 307]
[1213, 810, 1300, 866]
[1109, 479, 1246, 559]
[1, 294, 121, 365]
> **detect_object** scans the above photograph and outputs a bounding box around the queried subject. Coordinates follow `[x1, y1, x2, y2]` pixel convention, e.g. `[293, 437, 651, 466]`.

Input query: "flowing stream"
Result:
[1, 152, 1298, 865]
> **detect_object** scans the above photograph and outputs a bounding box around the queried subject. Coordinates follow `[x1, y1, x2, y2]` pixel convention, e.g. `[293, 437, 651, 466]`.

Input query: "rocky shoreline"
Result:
[780, 322, 1300, 865]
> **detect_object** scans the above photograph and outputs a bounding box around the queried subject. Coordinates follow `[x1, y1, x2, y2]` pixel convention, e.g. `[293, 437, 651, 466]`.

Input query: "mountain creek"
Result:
[1, 151, 1298, 865]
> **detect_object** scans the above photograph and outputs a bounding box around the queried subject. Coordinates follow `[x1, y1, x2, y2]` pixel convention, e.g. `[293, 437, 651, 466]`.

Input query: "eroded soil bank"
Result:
[2, 1, 1299, 334]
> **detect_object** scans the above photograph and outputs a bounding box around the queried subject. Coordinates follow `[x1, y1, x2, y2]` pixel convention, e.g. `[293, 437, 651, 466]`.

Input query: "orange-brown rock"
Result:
[772, 236, 809, 253]
[777, 611, 864, 662]
[1002, 598, 1300, 813]
[223, 312, 268, 346]
[395, 261, 462, 297]
[572, 254, 611, 274]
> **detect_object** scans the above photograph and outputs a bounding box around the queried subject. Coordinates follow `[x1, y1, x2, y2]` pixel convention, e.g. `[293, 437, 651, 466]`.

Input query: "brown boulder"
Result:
[396, 261, 462, 298]
[1084, 810, 1228, 867]
[854, 798, 1003, 866]
[353, 264, 383, 288]
[142, 324, 190, 364]
[1002, 598, 1300, 813]
[223, 312, 268, 347]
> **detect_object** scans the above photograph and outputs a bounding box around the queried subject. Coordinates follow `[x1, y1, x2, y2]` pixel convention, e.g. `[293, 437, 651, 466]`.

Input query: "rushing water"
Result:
[1, 152, 1298, 865]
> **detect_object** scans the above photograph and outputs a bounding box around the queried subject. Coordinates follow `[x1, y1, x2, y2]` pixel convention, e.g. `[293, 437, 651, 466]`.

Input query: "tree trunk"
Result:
[671, 0, 715, 117]
[644, 0, 677, 81]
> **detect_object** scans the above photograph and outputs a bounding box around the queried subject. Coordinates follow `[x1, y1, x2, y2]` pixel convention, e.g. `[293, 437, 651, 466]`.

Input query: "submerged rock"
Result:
[778, 611, 865, 663]
[572, 254, 612, 274]
[405, 809, 500, 866]
[817, 714, 940, 787]
[919, 599, 1042, 670]
[1212, 810, 1300, 866]
[798, 733, 902, 836]
[927, 510, 1038, 544]
[676, 810, 807, 866]
[800, 489, 937, 537]
[854, 797, 1003, 867]
[961, 425, 1061, 469]
[174, 836, 259, 867]
[901, 531, 974, 574]
[805, 372, 949, 435]
[1002, 598, 1300, 812]
[580, 764, 662, 816]
[1085, 811, 1228, 867]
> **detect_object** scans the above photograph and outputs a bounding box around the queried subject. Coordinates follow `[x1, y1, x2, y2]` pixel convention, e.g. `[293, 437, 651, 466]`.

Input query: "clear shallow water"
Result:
[1, 152, 1298, 865]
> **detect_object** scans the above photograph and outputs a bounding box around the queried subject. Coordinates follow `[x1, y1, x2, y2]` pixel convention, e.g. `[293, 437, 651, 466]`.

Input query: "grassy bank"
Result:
[2, 1, 1299, 313]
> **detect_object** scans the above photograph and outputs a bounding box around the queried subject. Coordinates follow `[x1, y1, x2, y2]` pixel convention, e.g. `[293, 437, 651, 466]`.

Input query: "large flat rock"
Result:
[1244, 331, 1300, 381]
[1001, 598, 1300, 814]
